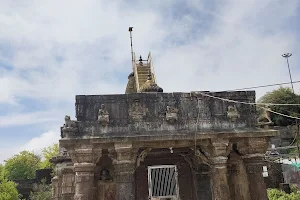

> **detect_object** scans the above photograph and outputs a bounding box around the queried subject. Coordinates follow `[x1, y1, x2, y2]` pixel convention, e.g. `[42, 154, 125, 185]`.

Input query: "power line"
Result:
[198, 92, 300, 106]
[195, 91, 300, 159]
[218, 80, 300, 92]
[198, 92, 300, 120]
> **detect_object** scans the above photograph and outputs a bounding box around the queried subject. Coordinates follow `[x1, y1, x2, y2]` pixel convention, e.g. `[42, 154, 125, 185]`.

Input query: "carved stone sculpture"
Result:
[61, 115, 78, 138]
[257, 106, 273, 127]
[98, 104, 109, 126]
[100, 169, 112, 181]
[166, 106, 179, 124]
[227, 105, 240, 122]
[129, 100, 148, 121]
[63, 115, 76, 129]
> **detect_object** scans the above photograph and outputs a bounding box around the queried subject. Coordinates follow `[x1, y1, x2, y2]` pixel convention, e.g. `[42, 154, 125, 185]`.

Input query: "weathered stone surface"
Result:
[71, 91, 257, 137]
[228, 152, 251, 200]
[53, 88, 279, 200]
[110, 143, 137, 200]
[74, 163, 96, 200]
[243, 155, 268, 200]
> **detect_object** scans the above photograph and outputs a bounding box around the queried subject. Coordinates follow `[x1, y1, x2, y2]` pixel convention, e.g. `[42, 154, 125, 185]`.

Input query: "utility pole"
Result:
[129, 27, 134, 65]
[282, 53, 294, 93]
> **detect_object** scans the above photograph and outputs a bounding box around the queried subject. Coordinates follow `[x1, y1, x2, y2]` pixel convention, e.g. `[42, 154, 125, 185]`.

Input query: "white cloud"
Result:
[21, 130, 59, 153]
[0, 130, 60, 164]
[0, 0, 298, 106]
[0, 110, 61, 127]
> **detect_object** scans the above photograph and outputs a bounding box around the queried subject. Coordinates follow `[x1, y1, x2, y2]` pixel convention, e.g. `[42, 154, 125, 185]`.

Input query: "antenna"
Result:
[129, 27, 134, 64]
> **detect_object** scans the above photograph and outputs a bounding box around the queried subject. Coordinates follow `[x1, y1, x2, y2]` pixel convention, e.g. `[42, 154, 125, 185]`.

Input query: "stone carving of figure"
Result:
[61, 115, 78, 138]
[100, 169, 111, 181]
[166, 106, 179, 124]
[98, 104, 109, 126]
[227, 105, 240, 122]
[63, 115, 76, 129]
[258, 106, 272, 124]
[129, 100, 147, 120]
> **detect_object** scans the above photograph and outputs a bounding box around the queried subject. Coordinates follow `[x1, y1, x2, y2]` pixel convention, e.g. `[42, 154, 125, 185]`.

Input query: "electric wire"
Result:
[218, 80, 300, 92]
[198, 92, 300, 120]
[199, 91, 300, 162]
[198, 92, 300, 106]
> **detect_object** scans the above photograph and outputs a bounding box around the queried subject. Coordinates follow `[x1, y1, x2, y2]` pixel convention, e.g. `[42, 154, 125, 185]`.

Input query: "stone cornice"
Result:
[59, 129, 278, 145]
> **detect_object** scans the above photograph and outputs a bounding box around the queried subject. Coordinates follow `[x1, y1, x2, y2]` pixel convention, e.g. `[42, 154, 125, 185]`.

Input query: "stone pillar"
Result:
[210, 139, 231, 200]
[67, 146, 102, 200]
[114, 162, 136, 200]
[228, 152, 251, 200]
[51, 176, 59, 200]
[238, 137, 269, 200]
[243, 154, 268, 200]
[74, 163, 96, 200]
[110, 142, 137, 200]
[210, 156, 230, 200]
[61, 165, 75, 200]
[52, 163, 63, 200]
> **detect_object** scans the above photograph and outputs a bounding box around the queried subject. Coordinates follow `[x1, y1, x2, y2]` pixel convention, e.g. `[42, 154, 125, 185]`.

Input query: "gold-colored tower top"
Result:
[125, 52, 163, 93]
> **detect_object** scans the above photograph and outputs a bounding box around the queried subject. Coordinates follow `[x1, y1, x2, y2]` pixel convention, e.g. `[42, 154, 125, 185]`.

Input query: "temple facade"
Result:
[51, 51, 278, 200]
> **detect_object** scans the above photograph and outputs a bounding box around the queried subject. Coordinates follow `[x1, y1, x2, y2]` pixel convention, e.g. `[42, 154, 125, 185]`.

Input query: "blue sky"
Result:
[0, 0, 300, 163]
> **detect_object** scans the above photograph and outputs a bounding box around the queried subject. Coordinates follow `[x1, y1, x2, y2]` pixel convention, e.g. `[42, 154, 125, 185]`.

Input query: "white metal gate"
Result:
[148, 165, 179, 200]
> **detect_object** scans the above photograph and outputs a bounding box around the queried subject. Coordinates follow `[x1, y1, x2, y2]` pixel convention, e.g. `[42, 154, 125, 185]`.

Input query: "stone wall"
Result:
[69, 91, 257, 138]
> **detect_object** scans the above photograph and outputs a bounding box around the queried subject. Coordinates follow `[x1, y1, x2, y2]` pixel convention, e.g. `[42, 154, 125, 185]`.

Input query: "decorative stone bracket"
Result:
[109, 143, 137, 163]
[68, 146, 102, 165]
[136, 148, 152, 167]
[237, 138, 269, 156]
[211, 138, 230, 157]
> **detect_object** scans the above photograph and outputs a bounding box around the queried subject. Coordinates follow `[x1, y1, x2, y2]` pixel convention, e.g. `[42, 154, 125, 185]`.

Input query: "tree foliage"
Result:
[267, 188, 300, 200]
[40, 143, 59, 169]
[0, 166, 20, 200]
[4, 151, 41, 180]
[29, 179, 52, 200]
[0, 179, 20, 200]
[0, 164, 4, 179]
[258, 87, 300, 126]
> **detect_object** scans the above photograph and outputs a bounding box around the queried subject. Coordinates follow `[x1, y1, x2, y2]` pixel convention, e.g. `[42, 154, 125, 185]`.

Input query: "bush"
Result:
[267, 188, 300, 200]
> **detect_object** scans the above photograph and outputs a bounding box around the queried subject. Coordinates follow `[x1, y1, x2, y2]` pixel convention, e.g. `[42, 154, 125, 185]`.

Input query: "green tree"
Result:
[258, 87, 300, 126]
[40, 143, 59, 169]
[0, 164, 3, 179]
[29, 179, 51, 200]
[0, 167, 20, 200]
[4, 151, 41, 180]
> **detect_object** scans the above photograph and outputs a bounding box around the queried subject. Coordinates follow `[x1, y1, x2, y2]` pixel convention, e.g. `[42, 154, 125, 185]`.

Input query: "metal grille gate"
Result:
[148, 165, 179, 200]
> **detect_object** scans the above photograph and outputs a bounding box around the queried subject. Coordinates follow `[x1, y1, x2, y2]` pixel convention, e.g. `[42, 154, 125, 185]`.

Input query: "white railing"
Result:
[148, 52, 157, 83]
[132, 53, 140, 92]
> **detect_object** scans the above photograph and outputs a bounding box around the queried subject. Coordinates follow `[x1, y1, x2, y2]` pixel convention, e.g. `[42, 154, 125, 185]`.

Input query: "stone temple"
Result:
[51, 50, 278, 200]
